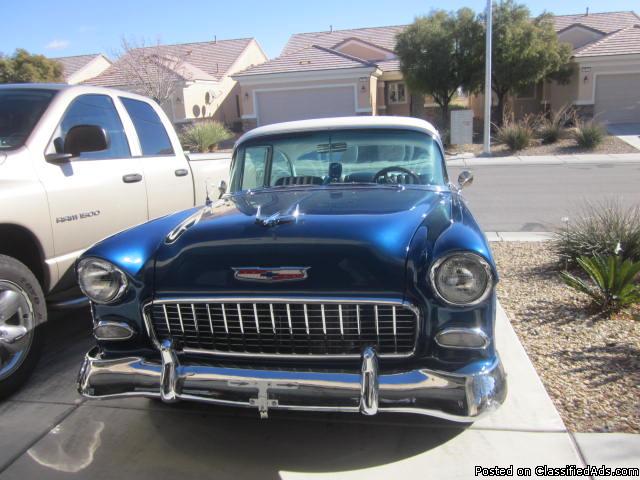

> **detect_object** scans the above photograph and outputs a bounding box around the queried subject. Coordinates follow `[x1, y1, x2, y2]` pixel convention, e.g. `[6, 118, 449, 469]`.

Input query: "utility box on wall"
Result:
[450, 110, 473, 145]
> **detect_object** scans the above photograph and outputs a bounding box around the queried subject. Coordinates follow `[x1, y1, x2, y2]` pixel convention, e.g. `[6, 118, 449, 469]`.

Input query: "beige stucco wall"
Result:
[67, 56, 111, 84]
[544, 65, 579, 112]
[335, 42, 392, 61]
[574, 56, 640, 105]
[558, 27, 604, 50]
[176, 40, 268, 124]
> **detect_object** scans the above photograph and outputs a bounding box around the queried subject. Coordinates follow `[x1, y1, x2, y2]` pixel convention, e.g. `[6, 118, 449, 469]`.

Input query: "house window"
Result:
[388, 82, 407, 104]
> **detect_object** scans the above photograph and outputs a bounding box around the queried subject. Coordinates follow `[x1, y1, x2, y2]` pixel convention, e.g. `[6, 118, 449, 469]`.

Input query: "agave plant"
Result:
[560, 255, 640, 314]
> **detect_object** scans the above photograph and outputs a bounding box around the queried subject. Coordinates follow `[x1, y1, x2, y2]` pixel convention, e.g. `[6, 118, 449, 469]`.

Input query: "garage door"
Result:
[256, 86, 356, 126]
[594, 73, 640, 124]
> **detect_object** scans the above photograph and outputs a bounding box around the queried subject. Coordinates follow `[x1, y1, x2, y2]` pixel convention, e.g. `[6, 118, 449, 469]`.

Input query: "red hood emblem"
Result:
[232, 267, 310, 282]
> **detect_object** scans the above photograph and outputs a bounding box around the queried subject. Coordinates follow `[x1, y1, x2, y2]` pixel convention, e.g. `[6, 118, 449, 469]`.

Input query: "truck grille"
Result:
[145, 300, 419, 358]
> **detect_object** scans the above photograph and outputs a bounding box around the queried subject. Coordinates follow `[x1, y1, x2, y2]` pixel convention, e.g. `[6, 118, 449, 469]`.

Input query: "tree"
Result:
[489, 1, 572, 123]
[0, 49, 63, 83]
[115, 38, 192, 107]
[396, 9, 484, 125]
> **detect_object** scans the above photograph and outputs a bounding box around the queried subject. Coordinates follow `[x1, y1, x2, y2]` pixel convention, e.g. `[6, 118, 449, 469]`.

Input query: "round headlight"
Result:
[77, 258, 128, 304]
[430, 252, 493, 306]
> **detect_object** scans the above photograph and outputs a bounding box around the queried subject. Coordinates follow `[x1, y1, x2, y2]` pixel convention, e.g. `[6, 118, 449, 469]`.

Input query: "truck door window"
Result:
[120, 97, 174, 156]
[54, 94, 130, 159]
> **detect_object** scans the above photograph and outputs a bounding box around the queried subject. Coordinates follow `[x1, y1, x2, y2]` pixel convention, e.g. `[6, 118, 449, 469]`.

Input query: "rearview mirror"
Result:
[457, 170, 474, 190]
[64, 125, 109, 157]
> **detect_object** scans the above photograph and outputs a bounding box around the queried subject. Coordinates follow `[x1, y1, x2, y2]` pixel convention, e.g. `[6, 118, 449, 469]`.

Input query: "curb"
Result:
[447, 153, 640, 167]
[487, 232, 553, 242]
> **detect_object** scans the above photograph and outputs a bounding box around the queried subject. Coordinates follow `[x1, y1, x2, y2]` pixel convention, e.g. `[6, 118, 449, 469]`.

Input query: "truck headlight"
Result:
[77, 258, 128, 304]
[430, 252, 493, 306]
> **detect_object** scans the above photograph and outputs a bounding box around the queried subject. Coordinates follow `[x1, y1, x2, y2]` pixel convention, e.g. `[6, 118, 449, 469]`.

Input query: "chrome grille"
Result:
[146, 300, 419, 358]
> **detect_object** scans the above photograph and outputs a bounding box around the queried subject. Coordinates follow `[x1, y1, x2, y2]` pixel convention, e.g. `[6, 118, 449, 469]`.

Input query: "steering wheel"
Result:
[372, 166, 421, 184]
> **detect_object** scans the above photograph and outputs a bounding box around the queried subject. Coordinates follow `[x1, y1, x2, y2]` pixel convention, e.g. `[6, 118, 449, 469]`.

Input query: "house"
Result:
[235, 10, 640, 131]
[472, 10, 640, 125]
[84, 38, 268, 126]
[233, 26, 428, 129]
[51, 54, 111, 84]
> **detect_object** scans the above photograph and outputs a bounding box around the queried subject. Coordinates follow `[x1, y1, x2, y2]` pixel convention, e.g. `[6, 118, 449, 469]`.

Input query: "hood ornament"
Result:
[255, 204, 302, 227]
[232, 267, 310, 282]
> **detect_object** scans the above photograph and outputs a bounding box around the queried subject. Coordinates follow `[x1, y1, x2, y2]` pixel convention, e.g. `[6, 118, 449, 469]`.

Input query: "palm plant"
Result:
[560, 255, 640, 314]
[179, 120, 232, 153]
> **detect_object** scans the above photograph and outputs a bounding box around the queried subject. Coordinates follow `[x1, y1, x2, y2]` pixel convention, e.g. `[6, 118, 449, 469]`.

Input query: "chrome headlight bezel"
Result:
[429, 252, 494, 307]
[77, 257, 128, 305]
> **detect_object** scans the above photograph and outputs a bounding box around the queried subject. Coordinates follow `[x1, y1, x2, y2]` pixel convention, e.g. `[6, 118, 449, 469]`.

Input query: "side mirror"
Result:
[218, 180, 228, 198]
[457, 170, 474, 190]
[64, 125, 109, 157]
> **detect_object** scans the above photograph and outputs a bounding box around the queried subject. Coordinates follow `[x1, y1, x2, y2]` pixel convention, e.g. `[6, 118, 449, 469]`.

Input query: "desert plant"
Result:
[573, 119, 605, 150]
[495, 115, 534, 151]
[553, 200, 640, 264]
[560, 255, 640, 313]
[179, 120, 232, 153]
[536, 104, 574, 144]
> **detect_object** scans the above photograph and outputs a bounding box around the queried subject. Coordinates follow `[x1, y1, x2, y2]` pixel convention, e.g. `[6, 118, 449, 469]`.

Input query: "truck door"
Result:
[119, 97, 194, 218]
[38, 93, 148, 282]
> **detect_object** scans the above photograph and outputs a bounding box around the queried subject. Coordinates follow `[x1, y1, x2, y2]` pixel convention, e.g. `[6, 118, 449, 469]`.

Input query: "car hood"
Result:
[153, 186, 452, 296]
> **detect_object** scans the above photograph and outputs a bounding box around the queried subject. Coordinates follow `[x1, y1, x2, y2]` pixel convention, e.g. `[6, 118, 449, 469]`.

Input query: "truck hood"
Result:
[153, 186, 451, 296]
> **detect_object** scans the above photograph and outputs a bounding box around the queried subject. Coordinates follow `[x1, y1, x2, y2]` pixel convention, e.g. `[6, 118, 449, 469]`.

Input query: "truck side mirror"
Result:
[218, 180, 228, 198]
[64, 125, 109, 157]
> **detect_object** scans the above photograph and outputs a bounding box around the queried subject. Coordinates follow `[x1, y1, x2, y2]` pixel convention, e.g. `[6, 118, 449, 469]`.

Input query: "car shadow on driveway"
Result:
[13, 401, 468, 480]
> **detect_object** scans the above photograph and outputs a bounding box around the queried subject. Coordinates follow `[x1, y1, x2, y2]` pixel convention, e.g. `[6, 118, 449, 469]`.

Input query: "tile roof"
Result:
[234, 45, 376, 77]
[85, 38, 253, 87]
[574, 25, 640, 57]
[51, 54, 106, 79]
[282, 25, 406, 56]
[553, 11, 640, 34]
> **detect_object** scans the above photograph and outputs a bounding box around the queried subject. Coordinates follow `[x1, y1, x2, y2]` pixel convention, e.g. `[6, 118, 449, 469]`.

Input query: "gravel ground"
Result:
[492, 242, 640, 433]
[449, 135, 638, 157]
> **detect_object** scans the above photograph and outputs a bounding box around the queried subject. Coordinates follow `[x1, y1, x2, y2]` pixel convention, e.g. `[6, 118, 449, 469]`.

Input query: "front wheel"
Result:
[0, 255, 46, 399]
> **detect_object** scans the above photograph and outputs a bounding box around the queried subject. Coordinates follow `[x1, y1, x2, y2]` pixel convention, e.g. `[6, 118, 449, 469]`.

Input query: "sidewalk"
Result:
[447, 152, 640, 167]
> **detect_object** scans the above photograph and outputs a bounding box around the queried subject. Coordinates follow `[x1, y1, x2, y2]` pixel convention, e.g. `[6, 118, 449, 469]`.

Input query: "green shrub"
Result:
[553, 200, 640, 264]
[538, 122, 562, 144]
[179, 120, 232, 153]
[496, 117, 533, 151]
[537, 104, 574, 144]
[560, 255, 640, 314]
[573, 120, 605, 150]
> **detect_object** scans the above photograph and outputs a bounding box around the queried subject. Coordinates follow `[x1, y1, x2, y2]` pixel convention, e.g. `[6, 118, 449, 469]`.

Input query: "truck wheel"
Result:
[0, 255, 46, 399]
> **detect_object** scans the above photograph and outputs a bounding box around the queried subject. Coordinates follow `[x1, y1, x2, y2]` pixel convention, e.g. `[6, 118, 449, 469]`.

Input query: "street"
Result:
[449, 162, 640, 232]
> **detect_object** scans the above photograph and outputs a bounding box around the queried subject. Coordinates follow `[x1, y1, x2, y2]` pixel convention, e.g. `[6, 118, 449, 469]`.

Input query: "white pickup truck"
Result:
[0, 83, 230, 396]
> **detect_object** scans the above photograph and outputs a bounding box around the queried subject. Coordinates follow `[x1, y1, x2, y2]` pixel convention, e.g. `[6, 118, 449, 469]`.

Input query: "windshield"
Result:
[230, 128, 446, 192]
[0, 89, 57, 150]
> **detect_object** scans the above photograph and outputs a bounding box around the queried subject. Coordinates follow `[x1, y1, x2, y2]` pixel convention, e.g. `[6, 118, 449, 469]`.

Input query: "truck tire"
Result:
[0, 255, 46, 398]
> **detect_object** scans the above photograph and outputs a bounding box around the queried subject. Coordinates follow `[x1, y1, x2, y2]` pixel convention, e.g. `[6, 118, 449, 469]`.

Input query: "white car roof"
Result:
[236, 116, 441, 145]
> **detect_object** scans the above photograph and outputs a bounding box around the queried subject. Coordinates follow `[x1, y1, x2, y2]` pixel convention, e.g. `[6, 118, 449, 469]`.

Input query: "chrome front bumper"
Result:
[78, 343, 507, 421]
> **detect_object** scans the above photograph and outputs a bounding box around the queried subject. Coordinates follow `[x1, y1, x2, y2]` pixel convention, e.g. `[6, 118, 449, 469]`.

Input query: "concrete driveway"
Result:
[607, 123, 640, 150]
[0, 304, 589, 479]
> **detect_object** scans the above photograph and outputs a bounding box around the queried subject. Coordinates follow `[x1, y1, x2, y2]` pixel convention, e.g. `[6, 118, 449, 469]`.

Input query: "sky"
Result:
[1, 0, 637, 60]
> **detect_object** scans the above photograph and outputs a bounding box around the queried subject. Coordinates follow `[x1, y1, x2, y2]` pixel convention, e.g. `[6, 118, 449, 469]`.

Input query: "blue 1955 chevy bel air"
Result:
[76, 116, 506, 420]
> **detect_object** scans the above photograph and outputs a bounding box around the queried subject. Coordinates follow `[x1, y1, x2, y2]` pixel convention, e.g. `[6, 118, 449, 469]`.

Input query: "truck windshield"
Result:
[0, 89, 56, 150]
[231, 129, 446, 192]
